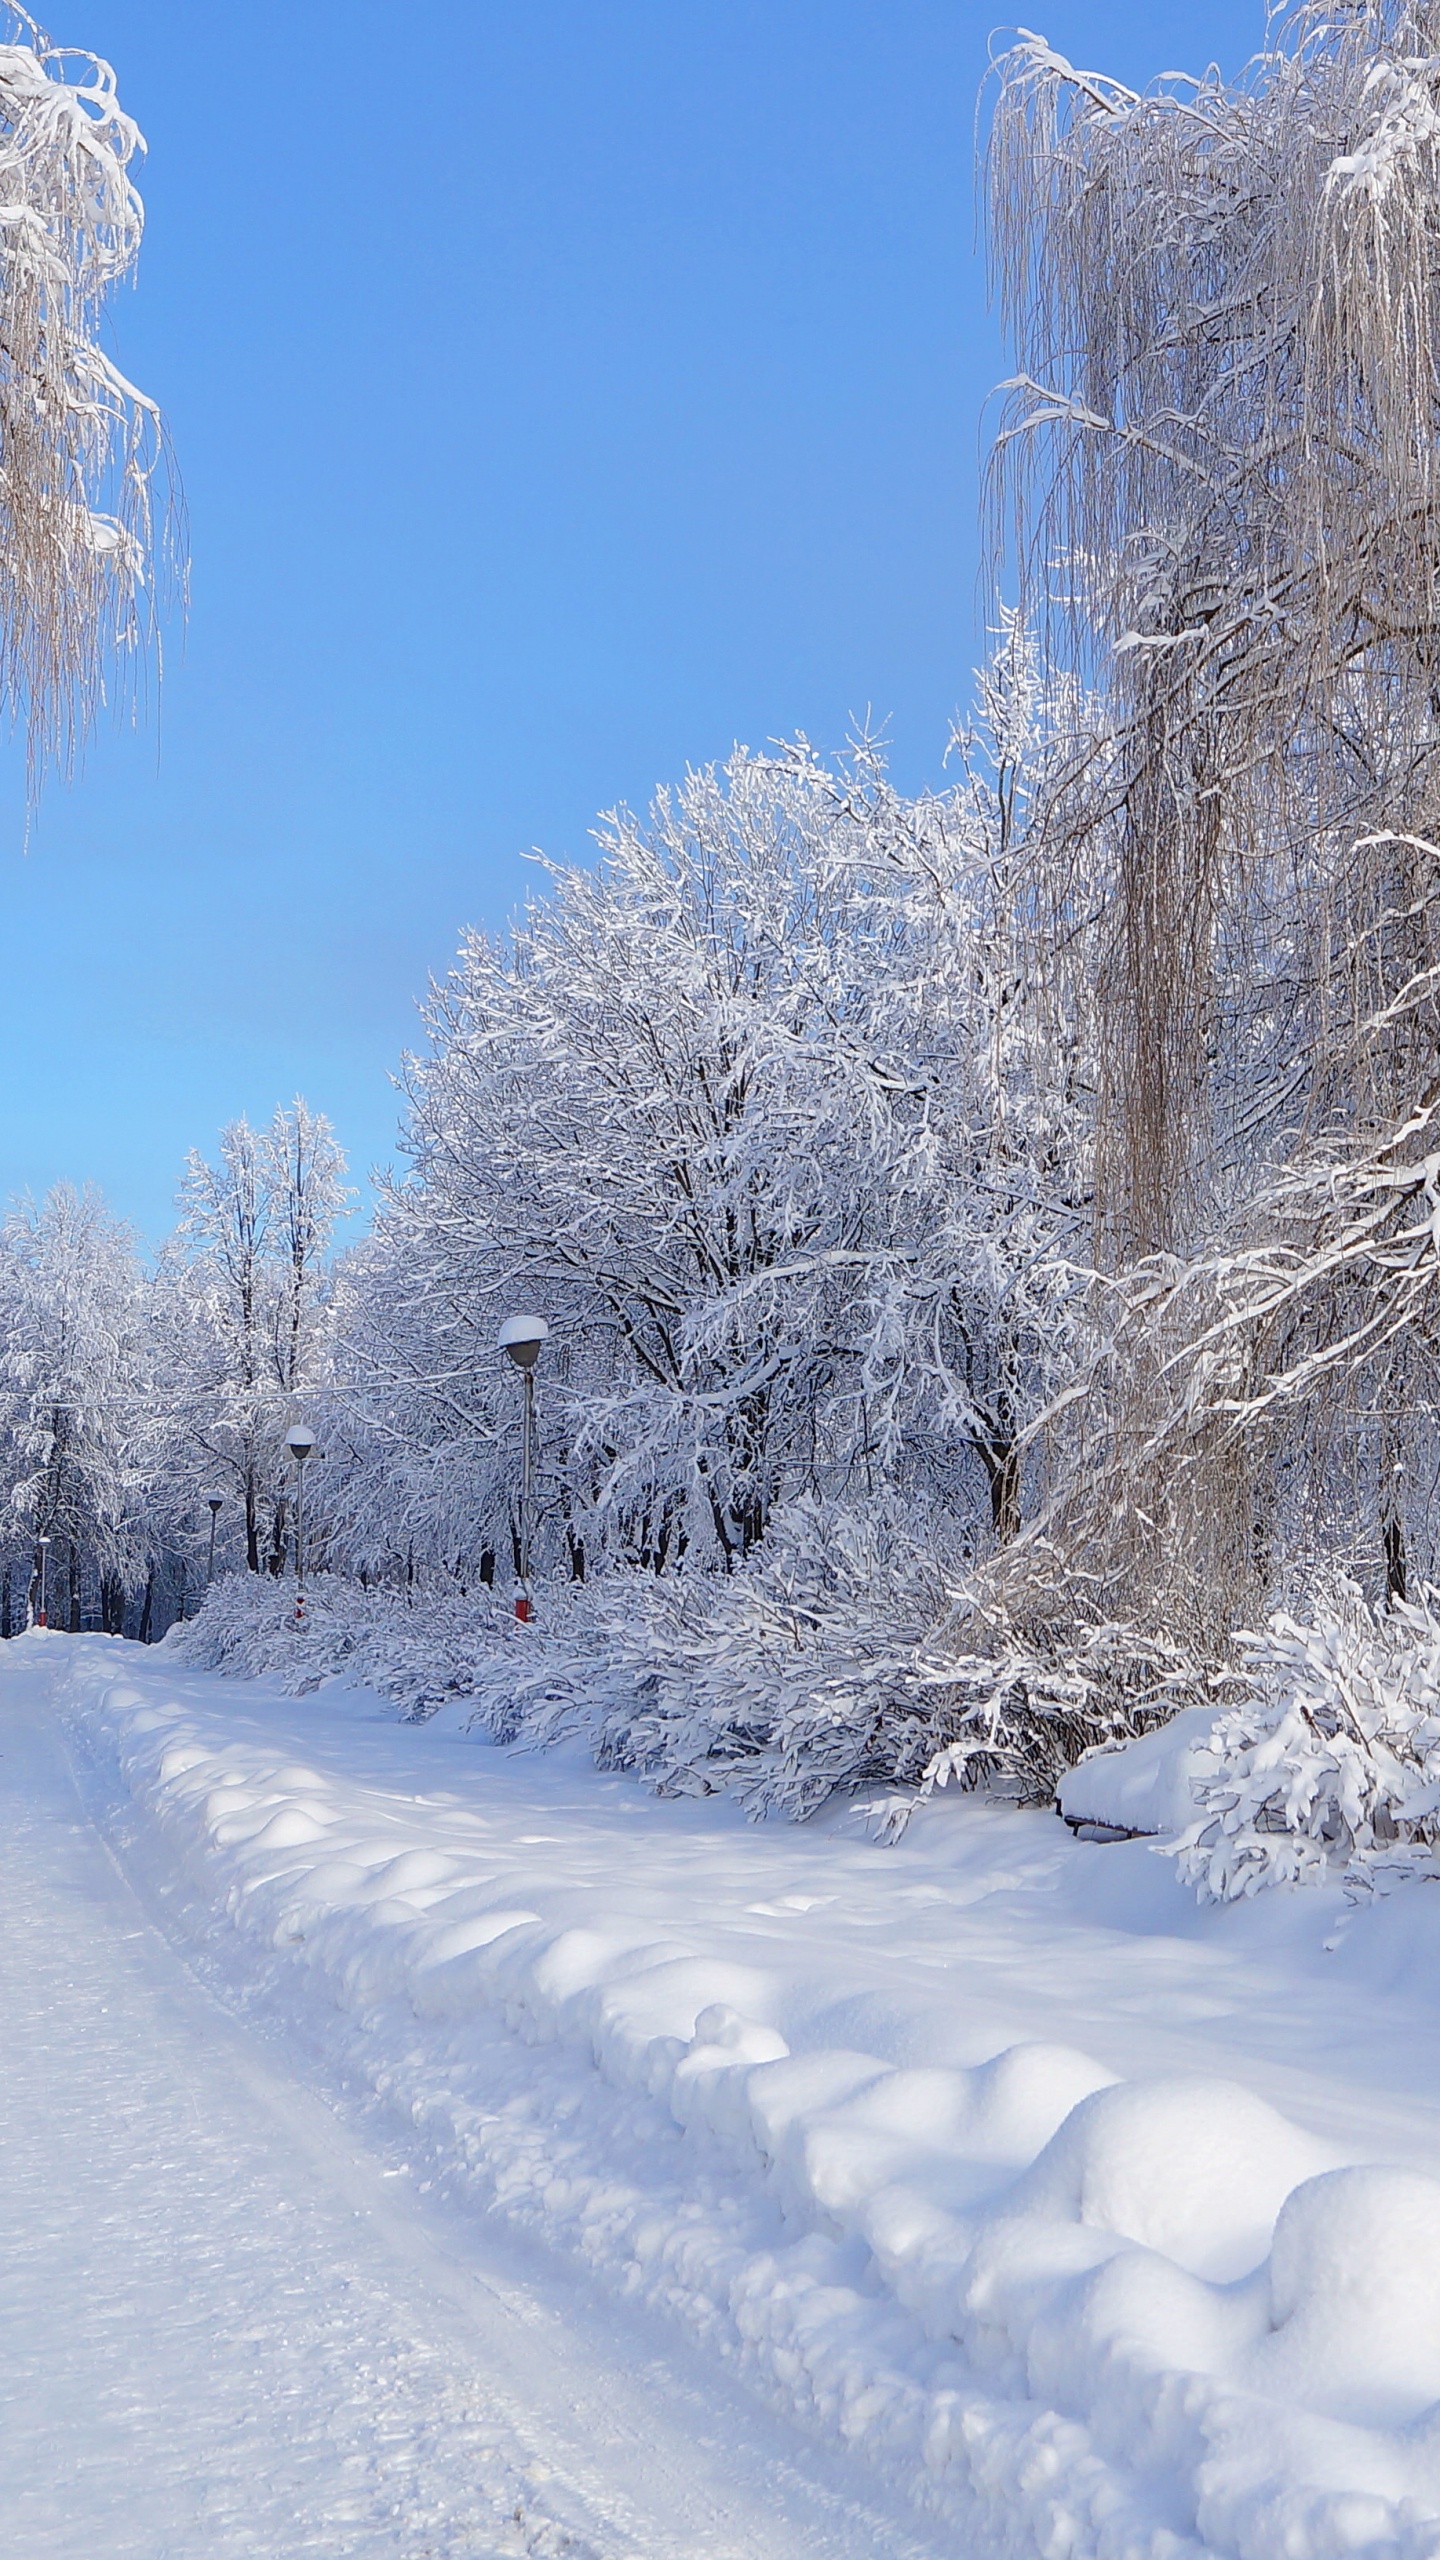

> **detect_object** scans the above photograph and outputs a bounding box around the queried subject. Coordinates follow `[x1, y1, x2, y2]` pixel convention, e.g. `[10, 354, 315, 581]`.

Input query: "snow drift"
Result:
[43, 1633, 1440, 2560]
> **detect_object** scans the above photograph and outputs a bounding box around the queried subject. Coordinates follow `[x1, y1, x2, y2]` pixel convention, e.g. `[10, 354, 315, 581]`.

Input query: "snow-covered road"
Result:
[0, 1639, 939, 2560]
[17, 1629, 1440, 2560]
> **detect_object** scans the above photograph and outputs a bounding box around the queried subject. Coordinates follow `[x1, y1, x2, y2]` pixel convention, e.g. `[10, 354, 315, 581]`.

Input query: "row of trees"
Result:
[12, 2, 1440, 1802]
[0, 635, 1102, 1640]
[0, 1104, 348, 1634]
[293, 0, 1440, 1778]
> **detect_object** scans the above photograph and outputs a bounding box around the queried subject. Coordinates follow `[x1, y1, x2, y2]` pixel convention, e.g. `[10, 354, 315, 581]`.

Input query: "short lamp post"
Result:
[285, 1425, 315, 1623]
[206, 1495, 223, 1587]
[498, 1315, 548, 1622]
[36, 1533, 49, 1630]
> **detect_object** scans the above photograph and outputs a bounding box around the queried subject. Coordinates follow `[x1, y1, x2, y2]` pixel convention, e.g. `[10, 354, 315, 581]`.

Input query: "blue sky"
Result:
[0, 0, 1264, 1241]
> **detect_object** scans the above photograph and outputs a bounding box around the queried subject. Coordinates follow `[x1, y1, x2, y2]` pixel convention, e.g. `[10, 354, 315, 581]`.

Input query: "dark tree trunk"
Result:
[987, 1440, 1022, 1545]
[1384, 1509, 1408, 1605]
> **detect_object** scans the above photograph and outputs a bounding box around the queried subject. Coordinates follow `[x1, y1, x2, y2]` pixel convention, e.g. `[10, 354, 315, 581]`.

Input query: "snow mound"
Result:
[1058, 1704, 1226, 1835]
[45, 1636, 1440, 2560]
[994, 2074, 1335, 2279]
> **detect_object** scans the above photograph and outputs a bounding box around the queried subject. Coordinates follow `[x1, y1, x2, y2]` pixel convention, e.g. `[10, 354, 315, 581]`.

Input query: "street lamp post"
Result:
[285, 1425, 315, 1624]
[206, 1495, 223, 1587]
[497, 1316, 548, 1622]
[36, 1533, 49, 1630]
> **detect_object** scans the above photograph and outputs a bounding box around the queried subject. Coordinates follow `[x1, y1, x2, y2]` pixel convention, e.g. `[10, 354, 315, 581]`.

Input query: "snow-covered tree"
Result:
[0, 1181, 149, 1626]
[323, 699, 1107, 1589]
[965, 1, 1440, 1657]
[0, 8, 175, 782]
[989, 1, 1440, 1261]
[152, 1104, 350, 1577]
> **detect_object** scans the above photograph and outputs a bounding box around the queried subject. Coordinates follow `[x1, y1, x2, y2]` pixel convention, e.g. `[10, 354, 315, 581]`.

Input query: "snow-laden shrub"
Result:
[166, 1569, 614, 1737]
[541, 1502, 1195, 1823]
[581, 1498, 950, 1819]
[905, 1608, 1204, 1823]
[169, 1517, 1201, 1826]
[1173, 1584, 1440, 1903]
[166, 1515, 960, 1818]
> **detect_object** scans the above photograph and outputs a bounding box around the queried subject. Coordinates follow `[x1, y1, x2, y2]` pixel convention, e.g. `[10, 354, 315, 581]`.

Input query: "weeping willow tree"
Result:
[964, 1, 1440, 1674]
[0, 8, 174, 785]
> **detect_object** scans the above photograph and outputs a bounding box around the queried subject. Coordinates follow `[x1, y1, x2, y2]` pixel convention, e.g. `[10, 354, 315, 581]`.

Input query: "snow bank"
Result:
[1059, 1704, 1227, 1836]
[43, 1635, 1440, 2560]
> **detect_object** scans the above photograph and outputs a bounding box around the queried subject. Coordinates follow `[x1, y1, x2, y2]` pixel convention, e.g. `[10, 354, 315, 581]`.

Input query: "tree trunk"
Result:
[986, 1440, 1022, 1545]
[1384, 1512, 1408, 1606]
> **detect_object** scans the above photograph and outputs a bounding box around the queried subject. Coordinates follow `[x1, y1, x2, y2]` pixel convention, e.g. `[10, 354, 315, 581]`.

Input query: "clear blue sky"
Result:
[0, 0, 1264, 1241]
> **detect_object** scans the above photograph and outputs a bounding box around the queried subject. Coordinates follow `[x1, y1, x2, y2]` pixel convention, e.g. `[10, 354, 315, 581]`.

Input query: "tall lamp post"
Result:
[285, 1425, 315, 1624]
[205, 1495, 223, 1587]
[36, 1532, 49, 1630]
[497, 1316, 548, 1622]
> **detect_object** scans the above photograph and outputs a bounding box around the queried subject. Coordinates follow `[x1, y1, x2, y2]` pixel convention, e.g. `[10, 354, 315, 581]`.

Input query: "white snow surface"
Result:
[16, 1635, 1440, 2560]
[1058, 1707, 1228, 1836]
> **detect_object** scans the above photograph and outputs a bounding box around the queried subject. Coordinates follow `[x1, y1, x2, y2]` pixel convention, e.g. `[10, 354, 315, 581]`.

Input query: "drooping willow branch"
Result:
[0, 7, 178, 787]
[988, 3, 1440, 1256]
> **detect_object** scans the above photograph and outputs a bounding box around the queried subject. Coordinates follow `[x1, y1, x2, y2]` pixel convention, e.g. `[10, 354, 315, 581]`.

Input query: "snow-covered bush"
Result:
[584, 1498, 951, 1819]
[169, 1525, 948, 1818]
[1173, 1585, 1440, 1903]
[169, 1521, 1197, 1830]
[167, 1569, 613, 1737]
[906, 1607, 1205, 1821]
[590, 1497, 1199, 1825]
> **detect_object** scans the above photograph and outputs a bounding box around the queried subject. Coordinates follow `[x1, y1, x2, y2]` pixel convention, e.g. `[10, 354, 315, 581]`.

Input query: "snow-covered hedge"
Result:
[168, 1510, 949, 1814]
[1174, 1585, 1440, 1903]
[165, 1569, 612, 1738]
[169, 1506, 1193, 1825]
[584, 1500, 950, 1819]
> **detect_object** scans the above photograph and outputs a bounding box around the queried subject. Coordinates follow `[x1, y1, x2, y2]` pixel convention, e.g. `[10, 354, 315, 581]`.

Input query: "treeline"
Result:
[0, 641, 1100, 1649]
[0, 1102, 348, 1638]
[15, 3, 1440, 1818]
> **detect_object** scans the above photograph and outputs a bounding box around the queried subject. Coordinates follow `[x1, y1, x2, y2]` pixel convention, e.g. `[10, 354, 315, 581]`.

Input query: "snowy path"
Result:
[20, 1631, 1440, 2560]
[0, 1643, 939, 2560]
